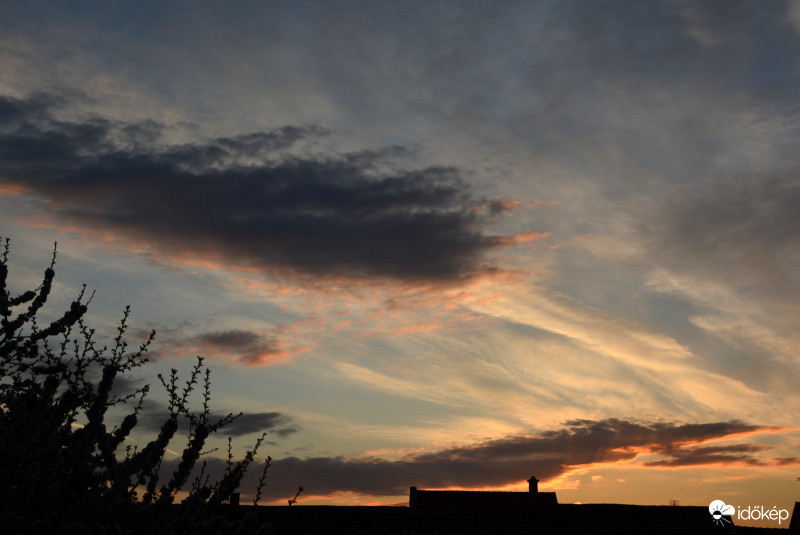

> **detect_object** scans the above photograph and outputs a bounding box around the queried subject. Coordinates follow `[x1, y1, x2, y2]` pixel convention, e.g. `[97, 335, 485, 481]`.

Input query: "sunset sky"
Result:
[2, 0, 800, 526]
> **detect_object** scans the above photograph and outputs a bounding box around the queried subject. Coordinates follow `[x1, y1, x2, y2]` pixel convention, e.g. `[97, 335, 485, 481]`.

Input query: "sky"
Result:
[2, 0, 800, 527]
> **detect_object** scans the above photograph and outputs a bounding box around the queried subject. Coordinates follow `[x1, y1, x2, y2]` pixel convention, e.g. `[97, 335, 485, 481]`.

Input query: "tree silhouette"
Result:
[0, 239, 274, 534]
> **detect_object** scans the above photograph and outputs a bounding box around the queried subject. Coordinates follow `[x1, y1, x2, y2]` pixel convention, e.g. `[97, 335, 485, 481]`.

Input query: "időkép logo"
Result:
[709, 499, 789, 526]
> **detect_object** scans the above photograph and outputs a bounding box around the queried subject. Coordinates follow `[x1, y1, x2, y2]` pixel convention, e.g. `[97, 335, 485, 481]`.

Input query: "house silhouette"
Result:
[402, 477, 758, 534]
[410, 476, 558, 508]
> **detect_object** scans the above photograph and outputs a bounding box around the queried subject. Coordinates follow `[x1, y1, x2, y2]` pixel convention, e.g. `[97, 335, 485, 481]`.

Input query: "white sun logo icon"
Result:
[708, 499, 735, 525]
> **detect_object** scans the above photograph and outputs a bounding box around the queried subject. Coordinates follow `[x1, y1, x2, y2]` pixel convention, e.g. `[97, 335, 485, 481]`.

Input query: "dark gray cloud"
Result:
[135, 409, 297, 439]
[0, 94, 508, 283]
[408, 418, 765, 464]
[774, 457, 800, 466]
[154, 418, 775, 500]
[0, 92, 63, 124]
[195, 330, 264, 348]
[220, 412, 298, 438]
[190, 329, 289, 366]
[143, 326, 303, 366]
[644, 444, 767, 467]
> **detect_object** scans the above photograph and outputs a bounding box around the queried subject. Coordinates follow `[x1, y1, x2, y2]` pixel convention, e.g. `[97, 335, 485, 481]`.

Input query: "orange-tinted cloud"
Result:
[166, 418, 785, 502]
[549, 233, 594, 250]
[0, 182, 29, 196]
[497, 231, 551, 245]
[473, 198, 522, 214]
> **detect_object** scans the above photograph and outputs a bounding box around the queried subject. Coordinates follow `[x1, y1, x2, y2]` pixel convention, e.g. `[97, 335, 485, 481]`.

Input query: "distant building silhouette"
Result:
[402, 477, 758, 533]
[409, 475, 558, 508]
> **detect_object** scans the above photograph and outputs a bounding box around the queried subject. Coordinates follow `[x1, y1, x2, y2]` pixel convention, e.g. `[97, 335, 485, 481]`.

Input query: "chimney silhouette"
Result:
[528, 476, 539, 504]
